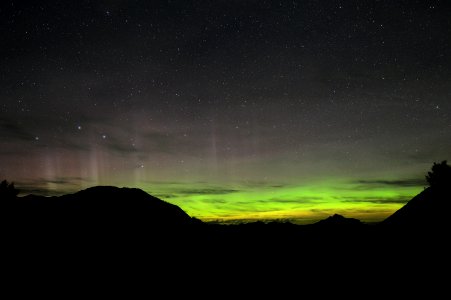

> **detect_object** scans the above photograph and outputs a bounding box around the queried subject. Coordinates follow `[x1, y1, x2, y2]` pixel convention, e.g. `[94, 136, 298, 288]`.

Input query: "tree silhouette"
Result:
[426, 161, 451, 188]
[0, 180, 19, 199]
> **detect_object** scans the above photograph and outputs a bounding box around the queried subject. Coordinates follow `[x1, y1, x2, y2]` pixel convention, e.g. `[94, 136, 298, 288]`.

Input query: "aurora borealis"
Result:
[1, 1, 450, 223]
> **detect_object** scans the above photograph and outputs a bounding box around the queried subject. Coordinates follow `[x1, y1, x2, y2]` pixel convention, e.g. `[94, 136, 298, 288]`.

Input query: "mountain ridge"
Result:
[383, 186, 451, 228]
[7, 185, 198, 229]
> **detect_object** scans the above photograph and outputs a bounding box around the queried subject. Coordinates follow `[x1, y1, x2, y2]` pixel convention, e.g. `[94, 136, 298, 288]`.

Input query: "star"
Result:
[1, 1, 450, 224]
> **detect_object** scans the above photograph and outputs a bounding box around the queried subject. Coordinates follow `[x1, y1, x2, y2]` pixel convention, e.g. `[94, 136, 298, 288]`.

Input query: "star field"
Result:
[1, 1, 450, 223]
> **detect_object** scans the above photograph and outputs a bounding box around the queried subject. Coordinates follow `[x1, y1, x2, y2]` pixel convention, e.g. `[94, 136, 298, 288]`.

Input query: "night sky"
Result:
[1, 1, 450, 223]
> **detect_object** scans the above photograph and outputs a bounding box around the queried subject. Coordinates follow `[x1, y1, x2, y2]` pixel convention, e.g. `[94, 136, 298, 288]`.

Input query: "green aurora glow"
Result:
[2, 1, 450, 224]
[14, 168, 425, 224]
[143, 179, 422, 224]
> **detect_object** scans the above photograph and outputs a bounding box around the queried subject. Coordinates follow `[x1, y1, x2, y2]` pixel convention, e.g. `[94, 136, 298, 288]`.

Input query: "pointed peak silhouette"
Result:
[314, 214, 363, 226]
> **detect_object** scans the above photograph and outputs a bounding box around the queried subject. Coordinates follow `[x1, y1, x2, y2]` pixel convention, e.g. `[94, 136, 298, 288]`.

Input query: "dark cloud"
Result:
[17, 187, 56, 196]
[45, 177, 89, 185]
[153, 194, 175, 199]
[341, 196, 411, 205]
[266, 197, 324, 204]
[200, 199, 228, 204]
[15, 177, 93, 196]
[270, 184, 288, 188]
[0, 121, 35, 141]
[310, 208, 336, 214]
[220, 204, 276, 213]
[1, 1, 450, 223]
[355, 178, 426, 188]
[175, 188, 240, 195]
[241, 181, 289, 188]
[18, 177, 90, 185]
[0, 116, 91, 152]
[144, 180, 188, 185]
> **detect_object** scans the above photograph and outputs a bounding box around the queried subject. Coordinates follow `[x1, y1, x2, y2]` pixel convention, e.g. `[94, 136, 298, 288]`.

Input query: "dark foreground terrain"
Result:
[1, 181, 450, 294]
[3, 185, 449, 255]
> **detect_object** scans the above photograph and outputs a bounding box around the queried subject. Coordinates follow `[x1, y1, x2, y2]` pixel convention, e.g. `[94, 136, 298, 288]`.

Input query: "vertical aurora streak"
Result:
[1, 1, 450, 223]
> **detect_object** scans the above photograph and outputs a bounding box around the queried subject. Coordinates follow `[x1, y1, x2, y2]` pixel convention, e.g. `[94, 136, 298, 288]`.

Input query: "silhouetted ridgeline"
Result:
[383, 186, 451, 228]
[2, 159, 450, 241]
[1, 163, 450, 289]
[3, 186, 200, 234]
[1, 162, 450, 260]
[2, 183, 448, 245]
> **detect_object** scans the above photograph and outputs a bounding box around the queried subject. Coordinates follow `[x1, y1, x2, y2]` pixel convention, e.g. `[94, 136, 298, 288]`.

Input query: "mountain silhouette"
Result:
[2, 178, 448, 282]
[313, 214, 363, 227]
[6, 186, 198, 234]
[2, 160, 449, 242]
[377, 160, 451, 236]
[383, 186, 451, 228]
[2, 162, 449, 286]
[383, 161, 451, 229]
